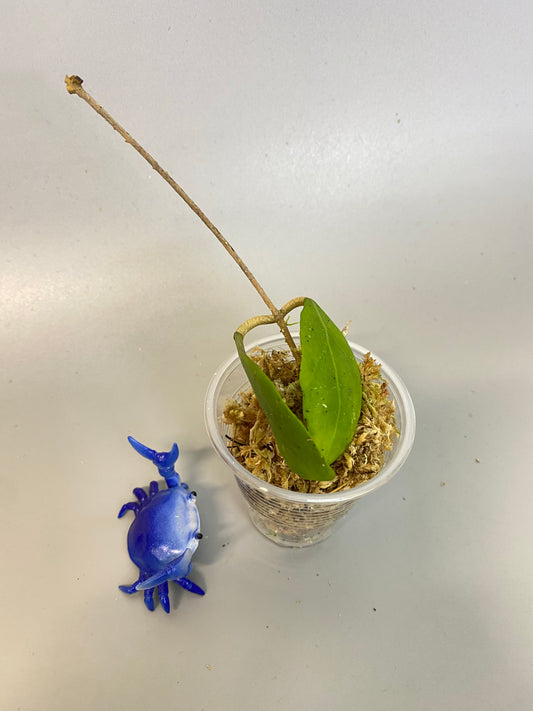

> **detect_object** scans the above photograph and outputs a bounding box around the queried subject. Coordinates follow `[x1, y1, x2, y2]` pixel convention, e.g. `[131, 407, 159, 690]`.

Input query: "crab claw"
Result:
[127, 436, 157, 461]
[128, 436, 181, 486]
[154, 442, 179, 469]
[128, 436, 179, 468]
[135, 548, 195, 591]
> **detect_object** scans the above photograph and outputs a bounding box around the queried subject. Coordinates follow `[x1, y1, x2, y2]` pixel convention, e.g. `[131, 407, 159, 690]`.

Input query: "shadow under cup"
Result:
[204, 334, 416, 547]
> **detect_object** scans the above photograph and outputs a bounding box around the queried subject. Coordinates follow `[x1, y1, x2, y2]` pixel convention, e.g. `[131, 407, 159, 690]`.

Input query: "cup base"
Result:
[248, 509, 341, 547]
[236, 477, 357, 547]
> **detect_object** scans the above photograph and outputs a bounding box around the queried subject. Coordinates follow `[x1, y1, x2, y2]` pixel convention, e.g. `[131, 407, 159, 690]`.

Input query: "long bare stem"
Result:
[65, 74, 299, 360]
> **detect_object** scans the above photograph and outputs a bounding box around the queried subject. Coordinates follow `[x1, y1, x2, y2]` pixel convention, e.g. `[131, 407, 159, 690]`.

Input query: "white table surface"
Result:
[2, 2, 532, 709]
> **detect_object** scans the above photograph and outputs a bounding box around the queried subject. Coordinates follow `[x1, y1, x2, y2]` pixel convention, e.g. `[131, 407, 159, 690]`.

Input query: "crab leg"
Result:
[143, 587, 155, 612]
[118, 501, 139, 518]
[133, 487, 148, 503]
[157, 582, 171, 613]
[118, 581, 140, 595]
[176, 577, 205, 596]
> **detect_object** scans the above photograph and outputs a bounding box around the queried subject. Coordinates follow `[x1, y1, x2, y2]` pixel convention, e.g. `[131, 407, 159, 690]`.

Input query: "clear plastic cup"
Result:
[204, 333, 416, 547]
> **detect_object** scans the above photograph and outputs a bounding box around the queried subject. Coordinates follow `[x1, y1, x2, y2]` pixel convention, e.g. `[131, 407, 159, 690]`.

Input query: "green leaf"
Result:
[299, 298, 362, 464]
[233, 331, 335, 481]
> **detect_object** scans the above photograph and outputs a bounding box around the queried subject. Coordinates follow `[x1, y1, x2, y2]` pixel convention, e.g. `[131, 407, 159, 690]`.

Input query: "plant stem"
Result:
[65, 75, 299, 360]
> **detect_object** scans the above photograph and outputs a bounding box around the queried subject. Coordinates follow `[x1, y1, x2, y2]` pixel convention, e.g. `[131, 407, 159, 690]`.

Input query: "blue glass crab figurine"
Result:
[118, 436, 205, 613]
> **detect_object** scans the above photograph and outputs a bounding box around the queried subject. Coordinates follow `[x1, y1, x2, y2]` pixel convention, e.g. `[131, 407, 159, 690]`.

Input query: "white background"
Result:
[2, 2, 532, 709]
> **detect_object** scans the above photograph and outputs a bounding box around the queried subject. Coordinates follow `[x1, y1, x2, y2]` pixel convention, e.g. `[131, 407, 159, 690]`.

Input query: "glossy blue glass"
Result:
[118, 436, 204, 613]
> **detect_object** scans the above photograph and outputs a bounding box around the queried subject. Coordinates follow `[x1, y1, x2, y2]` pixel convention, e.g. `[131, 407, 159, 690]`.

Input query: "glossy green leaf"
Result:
[299, 298, 362, 463]
[234, 331, 335, 481]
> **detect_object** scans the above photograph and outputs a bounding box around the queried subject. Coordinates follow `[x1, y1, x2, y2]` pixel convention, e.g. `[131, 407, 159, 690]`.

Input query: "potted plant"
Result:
[65, 75, 416, 547]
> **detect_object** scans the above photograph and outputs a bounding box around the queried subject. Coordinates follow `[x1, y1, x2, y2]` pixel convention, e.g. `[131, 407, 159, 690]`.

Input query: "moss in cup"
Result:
[65, 75, 398, 492]
[224, 344, 397, 493]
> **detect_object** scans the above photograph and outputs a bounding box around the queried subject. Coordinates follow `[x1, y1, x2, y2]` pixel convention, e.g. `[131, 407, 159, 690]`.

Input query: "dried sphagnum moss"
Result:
[223, 347, 398, 493]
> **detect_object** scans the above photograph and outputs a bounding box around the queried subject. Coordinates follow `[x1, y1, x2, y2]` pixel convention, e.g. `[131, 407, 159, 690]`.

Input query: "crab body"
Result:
[118, 436, 204, 613]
